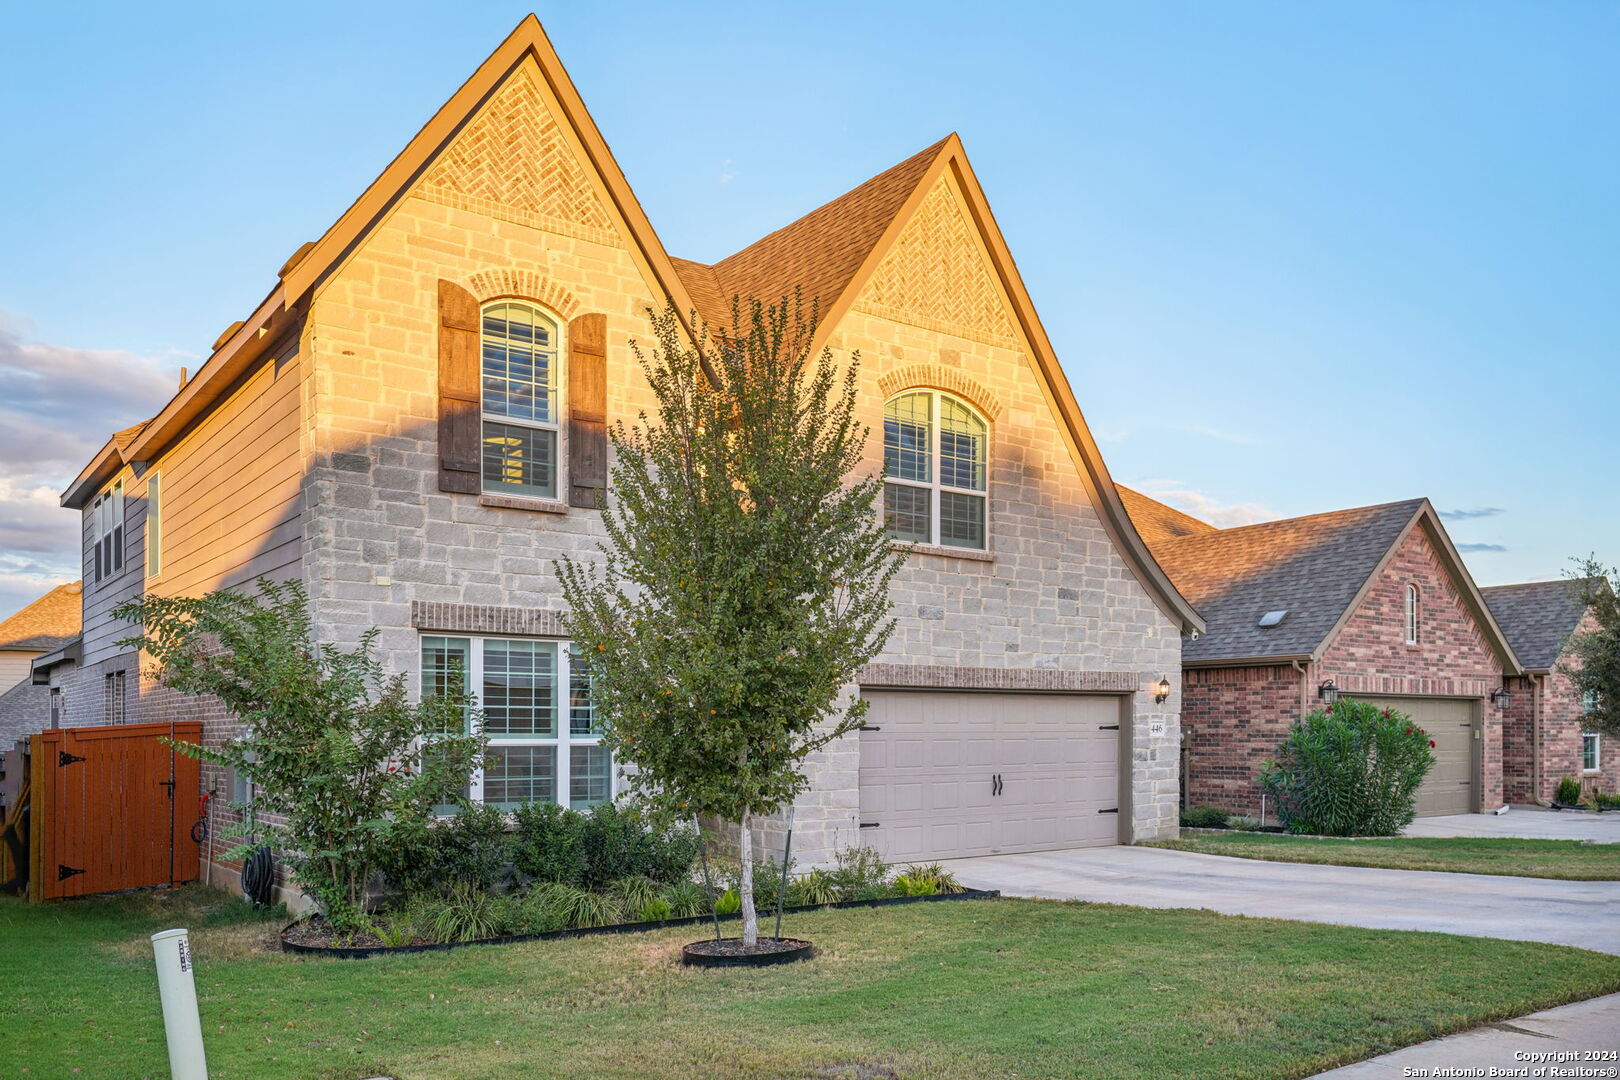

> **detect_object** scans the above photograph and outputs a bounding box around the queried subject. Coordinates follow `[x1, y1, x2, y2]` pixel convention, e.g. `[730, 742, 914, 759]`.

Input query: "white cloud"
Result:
[1134, 484, 1279, 529]
[717, 158, 737, 186]
[0, 313, 183, 619]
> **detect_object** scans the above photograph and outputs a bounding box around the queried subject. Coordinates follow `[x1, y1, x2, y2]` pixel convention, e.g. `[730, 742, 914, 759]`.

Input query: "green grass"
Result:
[1147, 832, 1620, 879]
[4, 886, 1619, 1080]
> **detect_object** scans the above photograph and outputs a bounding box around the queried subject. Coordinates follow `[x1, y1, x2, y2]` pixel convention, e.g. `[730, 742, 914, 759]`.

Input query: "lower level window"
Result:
[1582, 732, 1600, 772]
[104, 670, 126, 724]
[420, 635, 610, 811]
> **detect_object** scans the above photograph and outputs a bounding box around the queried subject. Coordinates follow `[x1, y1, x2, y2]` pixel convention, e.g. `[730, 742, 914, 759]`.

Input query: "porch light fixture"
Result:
[1318, 680, 1340, 705]
[1490, 688, 1512, 709]
[1154, 678, 1171, 705]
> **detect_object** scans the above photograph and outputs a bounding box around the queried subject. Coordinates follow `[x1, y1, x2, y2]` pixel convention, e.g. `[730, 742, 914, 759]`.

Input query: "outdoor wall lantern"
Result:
[1490, 688, 1512, 709]
[1154, 678, 1171, 705]
[1318, 680, 1340, 704]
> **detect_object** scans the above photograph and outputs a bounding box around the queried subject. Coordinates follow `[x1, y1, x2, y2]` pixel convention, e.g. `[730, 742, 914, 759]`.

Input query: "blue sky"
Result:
[0, 1, 1615, 620]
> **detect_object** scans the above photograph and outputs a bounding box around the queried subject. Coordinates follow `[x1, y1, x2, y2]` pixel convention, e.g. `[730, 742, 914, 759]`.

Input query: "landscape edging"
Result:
[279, 887, 1001, 959]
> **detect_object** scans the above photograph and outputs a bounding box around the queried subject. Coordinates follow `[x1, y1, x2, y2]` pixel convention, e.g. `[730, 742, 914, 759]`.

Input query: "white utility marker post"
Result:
[150, 928, 208, 1080]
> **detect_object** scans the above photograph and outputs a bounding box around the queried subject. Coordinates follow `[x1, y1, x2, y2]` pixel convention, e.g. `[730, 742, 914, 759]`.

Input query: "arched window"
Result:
[1405, 584, 1420, 645]
[883, 390, 989, 550]
[481, 300, 560, 499]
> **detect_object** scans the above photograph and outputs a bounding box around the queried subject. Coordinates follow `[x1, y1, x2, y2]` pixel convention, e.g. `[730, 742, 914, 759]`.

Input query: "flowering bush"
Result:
[1258, 698, 1435, 836]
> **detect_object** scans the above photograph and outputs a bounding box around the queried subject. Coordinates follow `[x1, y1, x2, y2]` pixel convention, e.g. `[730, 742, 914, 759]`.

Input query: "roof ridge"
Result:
[1154, 497, 1424, 547]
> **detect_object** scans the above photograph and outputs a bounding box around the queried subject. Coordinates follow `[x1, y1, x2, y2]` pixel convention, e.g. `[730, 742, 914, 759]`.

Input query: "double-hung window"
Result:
[1582, 732, 1600, 772]
[420, 636, 611, 811]
[91, 481, 124, 583]
[481, 301, 560, 500]
[104, 670, 126, 725]
[882, 390, 989, 550]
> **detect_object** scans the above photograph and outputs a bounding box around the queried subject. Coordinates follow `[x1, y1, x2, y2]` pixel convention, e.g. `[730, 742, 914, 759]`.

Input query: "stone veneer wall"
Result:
[295, 56, 1186, 866]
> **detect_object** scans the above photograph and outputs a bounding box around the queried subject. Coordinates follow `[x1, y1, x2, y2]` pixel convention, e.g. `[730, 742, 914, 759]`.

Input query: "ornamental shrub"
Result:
[509, 800, 700, 890]
[1258, 698, 1435, 836]
[1556, 775, 1585, 806]
[1180, 806, 1231, 829]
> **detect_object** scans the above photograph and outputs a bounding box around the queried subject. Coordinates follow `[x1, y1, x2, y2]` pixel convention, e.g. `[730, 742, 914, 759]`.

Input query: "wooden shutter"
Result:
[568, 313, 608, 508]
[437, 280, 482, 494]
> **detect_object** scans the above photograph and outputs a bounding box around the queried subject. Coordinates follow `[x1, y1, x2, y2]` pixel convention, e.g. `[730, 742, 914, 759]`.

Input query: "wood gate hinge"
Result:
[58, 751, 85, 767]
[58, 865, 85, 881]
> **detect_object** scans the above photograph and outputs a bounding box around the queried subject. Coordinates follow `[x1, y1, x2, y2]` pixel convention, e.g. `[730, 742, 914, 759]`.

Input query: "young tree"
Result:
[557, 298, 902, 946]
[1561, 559, 1619, 739]
[115, 579, 483, 928]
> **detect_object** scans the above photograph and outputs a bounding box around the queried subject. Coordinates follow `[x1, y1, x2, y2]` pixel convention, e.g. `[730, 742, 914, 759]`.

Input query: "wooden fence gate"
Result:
[26, 721, 202, 902]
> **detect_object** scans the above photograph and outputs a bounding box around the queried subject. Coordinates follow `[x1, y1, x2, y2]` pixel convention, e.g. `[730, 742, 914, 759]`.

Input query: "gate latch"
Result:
[58, 751, 85, 767]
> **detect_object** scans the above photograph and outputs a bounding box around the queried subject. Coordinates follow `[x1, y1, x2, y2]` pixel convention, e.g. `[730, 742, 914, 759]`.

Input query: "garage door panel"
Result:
[1362, 696, 1476, 818]
[858, 690, 1123, 862]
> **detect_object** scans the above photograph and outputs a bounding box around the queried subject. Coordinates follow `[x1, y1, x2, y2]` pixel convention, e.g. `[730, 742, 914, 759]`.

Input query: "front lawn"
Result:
[6, 887, 1619, 1080]
[1147, 832, 1620, 880]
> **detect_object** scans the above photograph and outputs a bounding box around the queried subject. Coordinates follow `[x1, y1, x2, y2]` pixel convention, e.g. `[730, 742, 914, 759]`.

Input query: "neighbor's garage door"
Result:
[856, 691, 1123, 862]
[1366, 696, 1477, 817]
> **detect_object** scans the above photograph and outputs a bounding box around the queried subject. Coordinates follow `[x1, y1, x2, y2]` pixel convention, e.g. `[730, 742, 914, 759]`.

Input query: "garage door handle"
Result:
[991, 773, 1002, 796]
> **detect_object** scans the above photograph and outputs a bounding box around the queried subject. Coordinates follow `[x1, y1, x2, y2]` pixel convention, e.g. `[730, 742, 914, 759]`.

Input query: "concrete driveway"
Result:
[1403, 808, 1620, 843]
[937, 845, 1620, 953]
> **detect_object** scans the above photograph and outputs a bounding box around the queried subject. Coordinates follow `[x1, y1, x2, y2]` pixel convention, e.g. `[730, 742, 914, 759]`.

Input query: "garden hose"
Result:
[241, 845, 275, 907]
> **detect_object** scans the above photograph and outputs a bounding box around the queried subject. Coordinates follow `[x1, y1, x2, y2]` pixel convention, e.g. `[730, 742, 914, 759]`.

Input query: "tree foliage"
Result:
[1259, 698, 1436, 836]
[115, 579, 484, 927]
[556, 297, 902, 943]
[1560, 559, 1620, 740]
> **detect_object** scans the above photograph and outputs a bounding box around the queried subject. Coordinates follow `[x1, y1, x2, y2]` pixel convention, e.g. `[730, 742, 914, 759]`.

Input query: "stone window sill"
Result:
[479, 493, 568, 515]
[893, 542, 994, 563]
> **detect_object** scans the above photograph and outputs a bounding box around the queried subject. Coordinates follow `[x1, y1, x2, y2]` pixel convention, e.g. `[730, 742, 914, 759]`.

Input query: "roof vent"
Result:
[1257, 610, 1288, 629]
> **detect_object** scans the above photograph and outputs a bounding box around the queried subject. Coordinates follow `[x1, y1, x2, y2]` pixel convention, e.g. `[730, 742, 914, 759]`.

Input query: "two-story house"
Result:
[49, 16, 1202, 892]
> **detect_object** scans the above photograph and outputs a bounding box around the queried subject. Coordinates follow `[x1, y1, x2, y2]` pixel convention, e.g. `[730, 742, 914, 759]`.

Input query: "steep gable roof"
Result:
[672, 139, 950, 330]
[1482, 579, 1594, 672]
[0, 582, 82, 653]
[1144, 497, 1520, 672]
[1117, 486, 1217, 545]
[1153, 500, 1424, 664]
[55, 19, 1203, 635]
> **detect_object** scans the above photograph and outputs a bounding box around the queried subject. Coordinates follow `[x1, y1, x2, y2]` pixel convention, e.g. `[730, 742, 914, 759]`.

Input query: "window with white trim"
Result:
[145, 472, 163, 579]
[1404, 584, 1420, 645]
[882, 390, 988, 550]
[91, 481, 124, 583]
[419, 636, 610, 811]
[481, 301, 560, 500]
[1582, 732, 1600, 772]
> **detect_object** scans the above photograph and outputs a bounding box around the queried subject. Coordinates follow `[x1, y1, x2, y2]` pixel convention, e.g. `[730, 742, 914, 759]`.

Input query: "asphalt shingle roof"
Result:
[1481, 580, 1592, 672]
[0, 581, 82, 653]
[670, 139, 950, 330]
[1142, 500, 1425, 664]
[1117, 486, 1217, 546]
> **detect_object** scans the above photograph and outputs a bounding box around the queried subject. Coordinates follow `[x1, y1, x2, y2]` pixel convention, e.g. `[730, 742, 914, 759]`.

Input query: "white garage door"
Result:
[856, 690, 1124, 862]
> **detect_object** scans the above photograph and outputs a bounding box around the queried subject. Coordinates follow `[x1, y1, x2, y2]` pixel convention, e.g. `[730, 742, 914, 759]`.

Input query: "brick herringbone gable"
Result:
[851, 173, 1020, 349]
[418, 62, 619, 246]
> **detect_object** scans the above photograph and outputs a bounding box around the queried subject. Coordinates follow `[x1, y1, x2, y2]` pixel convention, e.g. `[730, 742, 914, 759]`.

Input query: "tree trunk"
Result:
[738, 809, 758, 946]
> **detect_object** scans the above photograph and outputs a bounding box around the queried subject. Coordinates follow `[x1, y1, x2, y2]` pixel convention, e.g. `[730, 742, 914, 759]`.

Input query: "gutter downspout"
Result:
[1291, 659, 1309, 713]
[1530, 674, 1544, 805]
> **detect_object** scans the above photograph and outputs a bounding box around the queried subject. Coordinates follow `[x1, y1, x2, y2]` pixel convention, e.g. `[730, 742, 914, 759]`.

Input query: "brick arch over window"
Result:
[461, 269, 582, 320]
[876, 364, 1003, 422]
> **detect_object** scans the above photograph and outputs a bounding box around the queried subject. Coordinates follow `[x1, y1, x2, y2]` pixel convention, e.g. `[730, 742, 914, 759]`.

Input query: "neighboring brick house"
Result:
[1485, 580, 1617, 803]
[1119, 489, 1522, 818]
[0, 582, 81, 744]
[50, 17, 1202, 896]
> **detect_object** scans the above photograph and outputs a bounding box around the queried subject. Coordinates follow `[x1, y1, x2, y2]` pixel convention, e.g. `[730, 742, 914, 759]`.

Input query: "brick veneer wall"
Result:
[1181, 665, 1301, 815]
[1501, 674, 1537, 804]
[1528, 617, 1619, 802]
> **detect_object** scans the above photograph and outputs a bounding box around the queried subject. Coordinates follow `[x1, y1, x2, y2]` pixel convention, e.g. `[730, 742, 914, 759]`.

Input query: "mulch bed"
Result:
[280, 888, 1000, 959]
[682, 936, 813, 967]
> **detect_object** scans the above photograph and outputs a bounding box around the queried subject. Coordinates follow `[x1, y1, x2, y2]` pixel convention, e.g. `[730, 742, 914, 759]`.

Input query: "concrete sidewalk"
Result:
[1310, 992, 1620, 1077]
[937, 845, 1620, 953]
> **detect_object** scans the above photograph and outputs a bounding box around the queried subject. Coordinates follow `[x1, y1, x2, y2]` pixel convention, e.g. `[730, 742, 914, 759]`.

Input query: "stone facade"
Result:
[56, 42, 1189, 887]
[1183, 525, 1506, 815]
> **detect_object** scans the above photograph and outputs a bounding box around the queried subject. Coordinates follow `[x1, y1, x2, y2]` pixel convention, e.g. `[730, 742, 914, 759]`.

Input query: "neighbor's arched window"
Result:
[1405, 584, 1420, 644]
[883, 390, 989, 550]
[481, 300, 560, 499]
